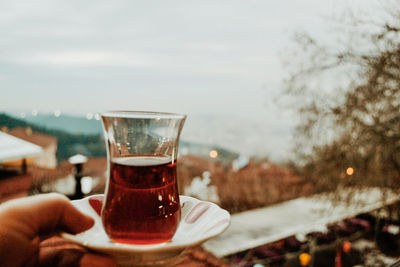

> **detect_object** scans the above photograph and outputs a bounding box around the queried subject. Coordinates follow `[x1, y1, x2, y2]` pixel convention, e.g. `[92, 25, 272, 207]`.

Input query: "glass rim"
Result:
[100, 110, 187, 119]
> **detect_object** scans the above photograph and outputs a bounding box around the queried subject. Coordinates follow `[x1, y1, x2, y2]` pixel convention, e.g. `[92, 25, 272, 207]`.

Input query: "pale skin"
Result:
[0, 193, 116, 267]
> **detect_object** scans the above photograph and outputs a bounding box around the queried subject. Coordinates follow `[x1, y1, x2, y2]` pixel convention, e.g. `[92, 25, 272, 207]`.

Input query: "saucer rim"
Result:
[61, 194, 231, 254]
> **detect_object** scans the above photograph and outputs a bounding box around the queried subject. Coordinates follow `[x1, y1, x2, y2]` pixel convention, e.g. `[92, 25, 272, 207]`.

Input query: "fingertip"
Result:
[41, 193, 95, 234]
[81, 215, 95, 232]
[67, 210, 95, 234]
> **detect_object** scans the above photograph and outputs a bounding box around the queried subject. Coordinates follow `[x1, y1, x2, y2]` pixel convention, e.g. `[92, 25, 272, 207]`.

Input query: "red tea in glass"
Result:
[101, 111, 186, 245]
[102, 156, 181, 245]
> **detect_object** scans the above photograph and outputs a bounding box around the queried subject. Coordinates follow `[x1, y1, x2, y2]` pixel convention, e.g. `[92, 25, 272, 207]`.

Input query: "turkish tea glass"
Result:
[101, 111, 186, 245]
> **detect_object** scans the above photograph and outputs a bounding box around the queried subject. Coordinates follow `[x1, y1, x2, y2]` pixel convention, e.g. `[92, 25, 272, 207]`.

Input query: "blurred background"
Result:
[1, 0, 400, 266]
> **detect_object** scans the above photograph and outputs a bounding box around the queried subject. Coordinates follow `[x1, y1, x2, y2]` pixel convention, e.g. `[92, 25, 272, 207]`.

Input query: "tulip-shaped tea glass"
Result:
[101, 111, 186, 245]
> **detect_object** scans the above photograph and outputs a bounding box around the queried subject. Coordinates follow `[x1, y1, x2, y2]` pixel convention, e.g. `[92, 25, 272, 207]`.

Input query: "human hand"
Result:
[0, 193, 116, 267]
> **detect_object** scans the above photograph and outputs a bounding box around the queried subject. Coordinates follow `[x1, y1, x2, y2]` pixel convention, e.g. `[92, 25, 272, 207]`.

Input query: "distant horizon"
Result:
[1, 111, 293, 162]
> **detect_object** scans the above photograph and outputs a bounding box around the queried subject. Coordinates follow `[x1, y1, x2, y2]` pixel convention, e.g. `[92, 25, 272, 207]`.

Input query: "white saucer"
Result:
[61, 194, 230, 266]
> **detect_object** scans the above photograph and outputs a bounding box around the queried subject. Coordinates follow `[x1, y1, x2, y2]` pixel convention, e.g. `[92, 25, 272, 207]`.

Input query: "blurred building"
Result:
[0, 127, 106, 201]
[0, 131, 43, 202]
[8, 127, 57, 169]
[178, 154, 312, 213]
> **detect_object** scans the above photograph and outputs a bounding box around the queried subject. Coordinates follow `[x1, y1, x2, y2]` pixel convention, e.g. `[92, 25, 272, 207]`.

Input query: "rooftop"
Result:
[0, 131, 43, 163]
[8, 127, 57, 148]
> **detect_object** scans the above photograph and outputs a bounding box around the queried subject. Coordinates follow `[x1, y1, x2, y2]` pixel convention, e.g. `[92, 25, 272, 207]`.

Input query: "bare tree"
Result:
[282, 2, 400, 194]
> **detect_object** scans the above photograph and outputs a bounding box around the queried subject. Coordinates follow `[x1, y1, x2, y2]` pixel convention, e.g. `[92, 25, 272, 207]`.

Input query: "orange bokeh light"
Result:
[346, 167, 354, 176]
[299, 253, 311, 266]
[343, 241, 352, 253]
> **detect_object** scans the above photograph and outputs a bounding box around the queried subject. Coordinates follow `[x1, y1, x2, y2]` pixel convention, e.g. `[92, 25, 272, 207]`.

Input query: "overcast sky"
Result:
[0, 0, 367, 114]
[0, 0, 382, 159]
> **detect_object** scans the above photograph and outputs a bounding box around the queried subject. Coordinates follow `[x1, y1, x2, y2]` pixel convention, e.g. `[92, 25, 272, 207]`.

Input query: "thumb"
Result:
[0, 193, 94, 238]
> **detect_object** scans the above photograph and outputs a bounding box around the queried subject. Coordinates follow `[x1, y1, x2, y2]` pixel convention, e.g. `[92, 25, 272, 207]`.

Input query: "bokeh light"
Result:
[86, 113, 93, 120]
[343, 241, 352, 253]
[299, 252, 311, 266]
[346, 167, 354, 176]
[209, 150, 218, 158]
